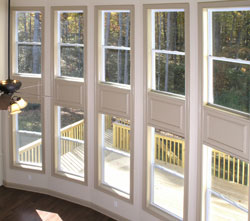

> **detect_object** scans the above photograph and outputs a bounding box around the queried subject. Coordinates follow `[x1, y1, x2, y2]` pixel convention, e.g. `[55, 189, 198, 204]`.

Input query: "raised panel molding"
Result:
[203, 107, 250, 160]
[55, 79, 84, 106]
[147, 92, 185, 136]
[16, 78, 41, 96]
[98, 84, 130, 118]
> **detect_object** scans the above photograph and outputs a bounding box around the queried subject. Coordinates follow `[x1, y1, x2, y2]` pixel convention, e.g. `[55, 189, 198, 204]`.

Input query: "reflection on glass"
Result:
[18, 45, 41, 74]
[212, 10, 250, 60]
[60, 46, 84, 78]
[155, 53, 185, 95]
[104, 12, 130, 47]
[60, 12, 84, 44]
[102, 114, 130, 197]
[154, 11, 185, 51]
[105, 49, 130, 84]
[57, 107, 84, 178]
[17, 12, 42, 43]
[208, 148, 249, 221]
[213, 60, 250, 113]
[150, 127, 184, 218]
[16, 103, 42, 166]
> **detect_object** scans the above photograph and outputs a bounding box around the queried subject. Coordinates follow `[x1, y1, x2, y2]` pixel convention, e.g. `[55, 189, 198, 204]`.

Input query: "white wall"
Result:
[0, 0, 8, 187]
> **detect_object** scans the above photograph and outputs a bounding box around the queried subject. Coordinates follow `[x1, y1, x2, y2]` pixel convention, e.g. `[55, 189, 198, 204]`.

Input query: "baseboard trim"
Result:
[3, 180, 129, 221]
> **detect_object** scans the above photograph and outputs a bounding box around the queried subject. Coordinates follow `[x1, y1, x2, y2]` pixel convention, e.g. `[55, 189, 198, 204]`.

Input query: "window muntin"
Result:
[14, 103, 42, 168]
[207, 8, 250, 114]
[205, 147, 249, 221]
[148, 127, 184, 219]
[100, 114, 130, 198]
[16, 11, 42, 74]
[57, 11, 84, 78]
[56, 106, 84, 179]
[101, 11, 131, 85]
[151, 10, 185, 95]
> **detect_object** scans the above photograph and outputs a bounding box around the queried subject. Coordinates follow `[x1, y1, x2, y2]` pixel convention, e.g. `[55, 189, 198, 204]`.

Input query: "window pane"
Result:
[155, 53, 185, 95]
[207, 147, 249, 221]
[57, 107, 84, 178]
[150, 127, 184, 218]
[17, 12, 42, 43]
[155, 11, 185, 52]
[18, 45, 41, 74]
[105, 49, 130, 84]
[210, 194, 248, 221]
[60, 46, 84, 78]
[60, 12, 84, 44]
[213, 60, 250, 113]
[104, 12, 130, 47]
[101, 115, 130, 197]
[212, 10, 250, 60]
[16, 103, 42, 167]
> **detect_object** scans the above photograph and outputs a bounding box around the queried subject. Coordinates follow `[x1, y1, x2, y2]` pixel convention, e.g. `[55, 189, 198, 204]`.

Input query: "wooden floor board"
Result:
[0, 186, 116, 221]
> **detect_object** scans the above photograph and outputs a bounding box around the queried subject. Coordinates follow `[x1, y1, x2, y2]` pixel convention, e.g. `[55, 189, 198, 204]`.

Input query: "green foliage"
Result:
[60, 107, 84, 128]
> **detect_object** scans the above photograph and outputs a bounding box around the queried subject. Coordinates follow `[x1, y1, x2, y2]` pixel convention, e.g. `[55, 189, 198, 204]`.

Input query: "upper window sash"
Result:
[150, 9, 185, 96]
[15, 11, 42, 75]
[206, 7, 250, 114]
[100, 10, 131, 86]
[56, 11, 84, 79]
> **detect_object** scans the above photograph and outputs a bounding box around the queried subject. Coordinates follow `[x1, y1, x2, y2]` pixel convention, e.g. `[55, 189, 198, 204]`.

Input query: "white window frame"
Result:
[12, 99, 44, 172]
[15, 11, 42, 75]
[56, 10, 84, 79]
[207, 7, 250, 112]
[54, 105, 85, 181]
[100, 114, 131, 198]
[100, 10, 131, 86]
[203, 146, 248, 221]
[151, 9, 185, 96]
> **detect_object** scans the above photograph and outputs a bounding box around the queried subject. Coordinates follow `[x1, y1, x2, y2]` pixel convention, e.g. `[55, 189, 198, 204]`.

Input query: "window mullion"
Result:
[209, 56, 250, 65]
[153, 49, 185, 56]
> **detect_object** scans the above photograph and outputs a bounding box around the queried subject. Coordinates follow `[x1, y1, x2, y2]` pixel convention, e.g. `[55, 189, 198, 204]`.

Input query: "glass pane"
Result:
[155, 53, 185, 95]
[18, 45, 41, 74]
[60, 46, 84, 78]
[212, 10, 250, 60]
[58, 107, 84, 178]
[155, 11, 185, 51]
[210, 194, 248, 221]
[60, 12, 84, 44]
[16, 103, 42, 166]
[208, 148, 249, 221]
[105, 49, 130, 84]
[151, 128, 185, 218]
[17, 12, 42, 42]
[213, 60, 250, 113]
[104, 12, 130, 47]
[102, 115, 130, 196]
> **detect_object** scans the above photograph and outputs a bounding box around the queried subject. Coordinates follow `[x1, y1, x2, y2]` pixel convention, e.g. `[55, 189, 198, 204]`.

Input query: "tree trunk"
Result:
[124, 14, 130, 84]
[117, 13, 123, 83]
[164, 13, 171, 91]
[32, 13, 40, 73]
[156, 13, 162, 90]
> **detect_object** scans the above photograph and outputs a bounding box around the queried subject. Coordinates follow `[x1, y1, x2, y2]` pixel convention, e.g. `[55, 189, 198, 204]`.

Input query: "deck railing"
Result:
[111, 121, 248, 186]
[18, 120, 84, 163]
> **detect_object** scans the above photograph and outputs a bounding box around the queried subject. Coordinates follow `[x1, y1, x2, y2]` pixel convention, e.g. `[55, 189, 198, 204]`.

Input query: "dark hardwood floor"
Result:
[0, 186, 116, 221]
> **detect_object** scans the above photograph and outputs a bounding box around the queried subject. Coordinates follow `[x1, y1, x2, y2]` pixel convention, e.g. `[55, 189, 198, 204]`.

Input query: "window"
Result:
[100, 10, 131, 85]
[204, 146, 249, 221]
[13, 103, 42, 170]
[148, 127, 184, 219]
[55, 106, 85, 180]
[15, 11, 42, 74]
[56, 11, 84, 78]
[151, 9, 185, 95]
[206, 8, 250, 114]
[99, 114, 130, 198]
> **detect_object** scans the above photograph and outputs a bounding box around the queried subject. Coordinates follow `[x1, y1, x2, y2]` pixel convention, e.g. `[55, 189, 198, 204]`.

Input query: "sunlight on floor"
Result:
[36, 209, 63, 221]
